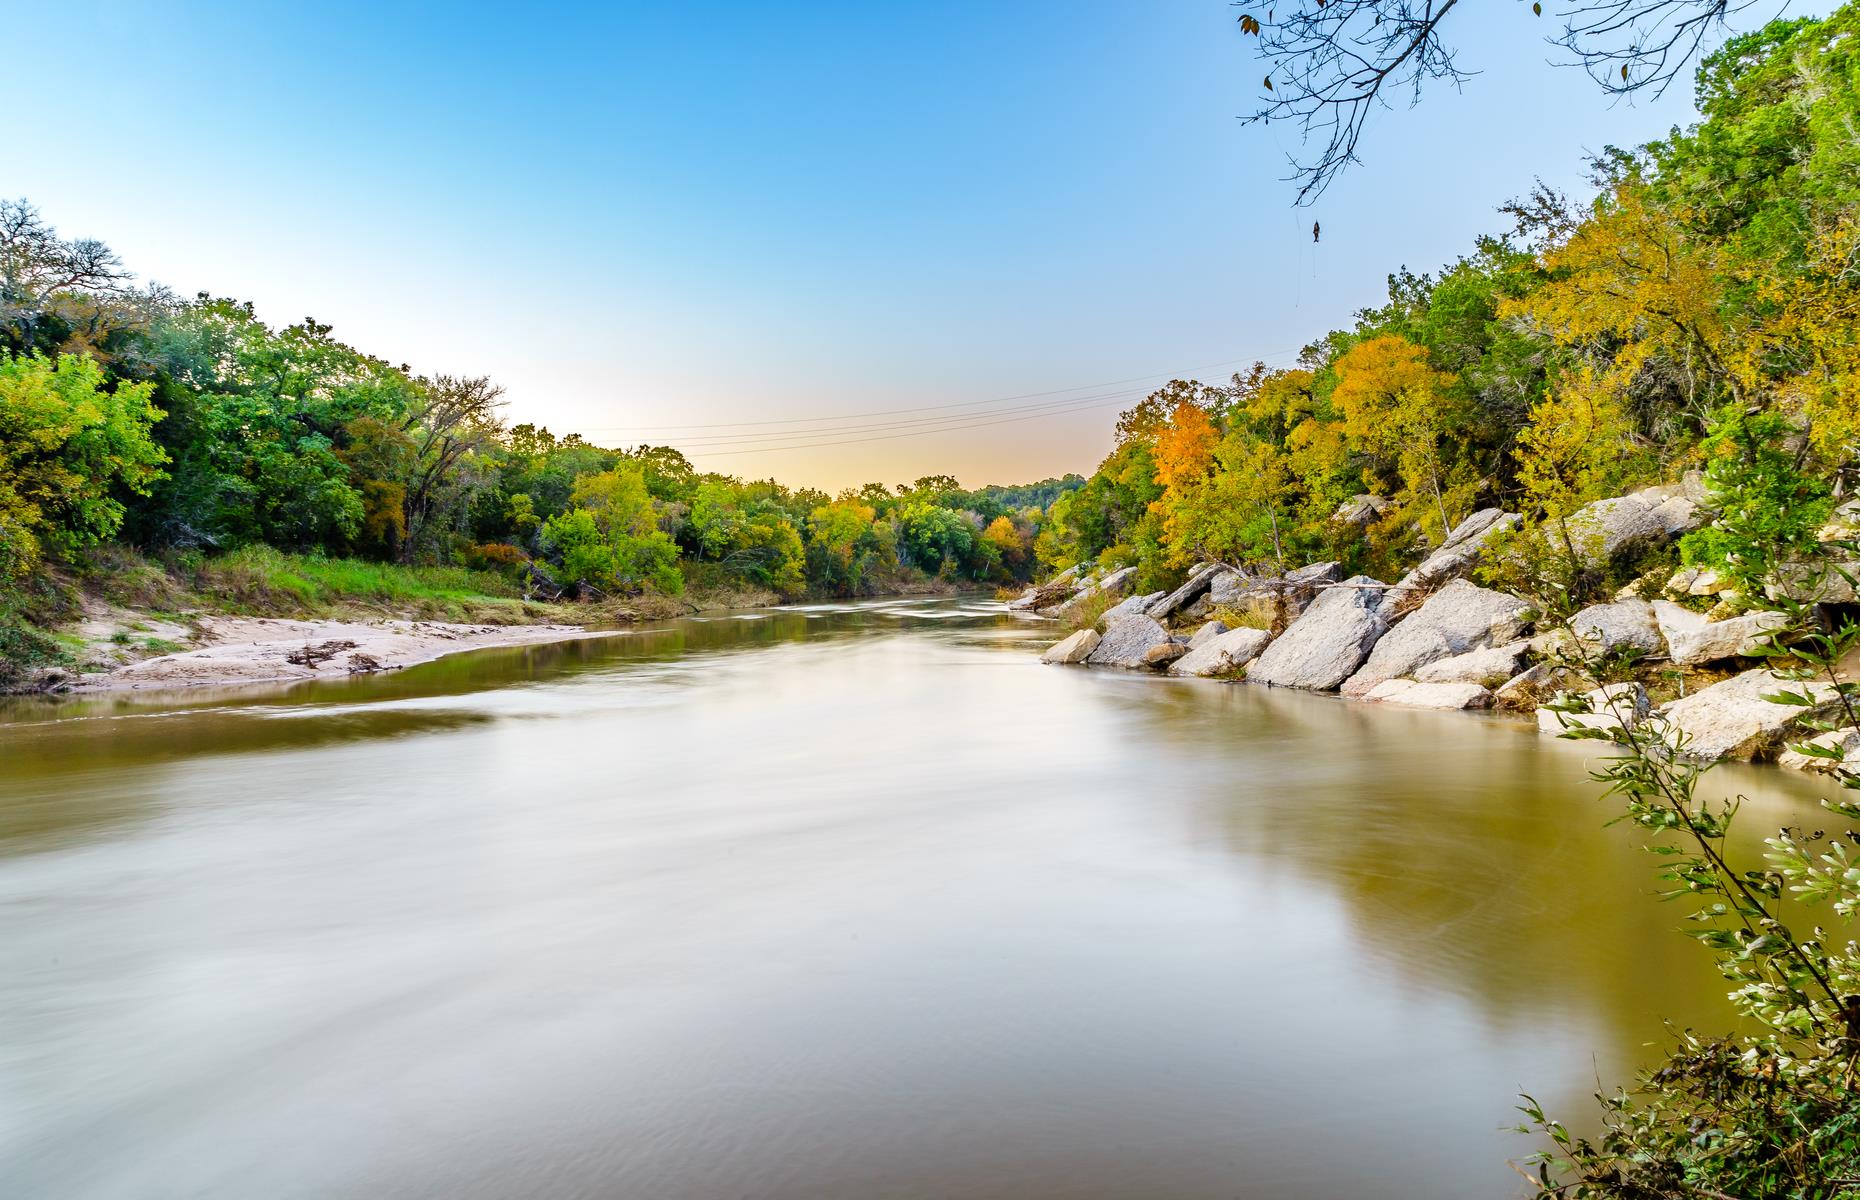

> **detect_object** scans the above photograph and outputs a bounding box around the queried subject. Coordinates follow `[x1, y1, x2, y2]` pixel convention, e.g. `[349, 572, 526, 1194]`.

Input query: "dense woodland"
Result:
[1047, 7, 1859, 615]
[0, 212, 1081, 671]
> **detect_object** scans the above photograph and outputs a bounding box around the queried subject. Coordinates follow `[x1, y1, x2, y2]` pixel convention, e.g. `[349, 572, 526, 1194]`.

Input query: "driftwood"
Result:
[287, 640, 358, 668]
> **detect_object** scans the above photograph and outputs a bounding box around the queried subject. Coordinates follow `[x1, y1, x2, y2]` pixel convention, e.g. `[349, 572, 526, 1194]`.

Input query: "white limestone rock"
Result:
[1085, 615, 1174, 669]
[1659, 605, 1788, 666]
[1047, 566, 1136, 620]
[1341, 580, 1532, 696]
[1778, 728, 1860, 774]
[1144, 563, 1223, 622]
[1393, 509, 1520, 596]
[1535, 599, 1665, 659]
[1186, 620, 1230, 649]
[1537, 682, 1650, 737]
[1100, 590, 1165, 625]
[1363, 679, 1495, 710]
[1658, 669, 1842, 760]
[1040, 628, 1100, 665]
[1412, 639, 1532, 687]
[1247, 576, 1389, 691]
[1168, 626, 1273, 678]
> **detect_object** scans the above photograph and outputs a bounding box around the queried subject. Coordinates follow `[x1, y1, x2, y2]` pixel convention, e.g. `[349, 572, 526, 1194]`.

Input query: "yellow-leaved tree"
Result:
[1330, 334, 1471, 540]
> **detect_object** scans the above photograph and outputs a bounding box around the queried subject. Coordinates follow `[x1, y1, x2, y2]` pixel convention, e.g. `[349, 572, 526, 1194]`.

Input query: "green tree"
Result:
[542, 465, 682, 595]
[0, 352, 166, 581]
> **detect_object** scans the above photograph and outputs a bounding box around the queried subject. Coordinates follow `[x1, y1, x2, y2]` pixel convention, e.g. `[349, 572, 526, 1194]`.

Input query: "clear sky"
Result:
[13, 1, 1712, 492]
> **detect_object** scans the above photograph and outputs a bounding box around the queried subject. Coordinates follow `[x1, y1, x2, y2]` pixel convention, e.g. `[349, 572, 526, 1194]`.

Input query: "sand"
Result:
[75, 616, 611, 692]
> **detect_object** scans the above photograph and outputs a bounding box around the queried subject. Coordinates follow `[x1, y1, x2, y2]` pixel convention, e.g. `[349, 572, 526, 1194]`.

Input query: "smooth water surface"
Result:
[0, 599, 1827, 1199]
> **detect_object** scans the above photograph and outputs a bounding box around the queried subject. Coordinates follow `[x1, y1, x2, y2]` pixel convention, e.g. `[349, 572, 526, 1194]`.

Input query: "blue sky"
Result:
[13, 1, 1714, 490]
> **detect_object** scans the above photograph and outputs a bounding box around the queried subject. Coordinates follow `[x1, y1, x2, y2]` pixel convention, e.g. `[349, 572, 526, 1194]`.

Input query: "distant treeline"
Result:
[0, 212, 1084, 619]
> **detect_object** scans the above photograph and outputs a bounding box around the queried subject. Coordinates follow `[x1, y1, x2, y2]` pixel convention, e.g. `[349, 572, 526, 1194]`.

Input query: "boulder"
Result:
[1651, 598, 1707, 644]
[1778, 728, 1860, 774]
[1206, 568, 1255, 607]
[1142, 642, 1190, 669]
[1363, 679, 1495, 710]
[1010, 564, 1081, 612]
[1537, 682, 1650, 737]
[1665, 565, 1732, 598]
[1040, 628, 1100, 665]
[1333, 494, 1392, 528]
[1768, 560, 1860, 606]
[1207, 561, 1343, 628]
[1821, 499, 1860, 542]
[1145, 563, 1223, 622]
[1562, 480, 1707, 569]
[1101, 590, 1165, 625]
[1342, 579, 1533, 696]
[1412, 639, 1532, 687]
[1247, 576, 1389, 690]
[1046, 566, 1135, 620]
[1186, 620, 1230, 649]
[1085, 615, 1174, 669]
[1393, 509, 1520, 597]
[1169, 626, 1273, 678]
[1536, 599, 1665, 659]
[1285, 560, 1345, 588]
[1656, 603, 1789, 666]
[1495, 662, 1580, 710]
[1658, 669, 1843, 760]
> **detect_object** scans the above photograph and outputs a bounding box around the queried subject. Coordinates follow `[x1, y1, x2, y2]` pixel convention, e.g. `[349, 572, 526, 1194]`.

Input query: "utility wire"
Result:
[635, 385, 1162, 447]
[572, 349, 1308, 437]
[678, 393, 1161, 457]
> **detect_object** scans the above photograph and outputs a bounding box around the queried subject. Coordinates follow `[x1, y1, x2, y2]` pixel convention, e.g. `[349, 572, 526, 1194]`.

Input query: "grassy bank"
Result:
[1, 544, 982, 689]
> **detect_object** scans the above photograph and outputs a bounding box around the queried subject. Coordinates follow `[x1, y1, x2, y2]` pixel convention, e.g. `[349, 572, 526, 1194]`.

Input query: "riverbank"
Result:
[57, 615, 624, 693]
[11, 545, 983, 694]
[1023, 482, 1860, 776]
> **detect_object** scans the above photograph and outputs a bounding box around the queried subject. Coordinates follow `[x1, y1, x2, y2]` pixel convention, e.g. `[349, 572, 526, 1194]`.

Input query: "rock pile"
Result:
[1027, 480, 1855, 773]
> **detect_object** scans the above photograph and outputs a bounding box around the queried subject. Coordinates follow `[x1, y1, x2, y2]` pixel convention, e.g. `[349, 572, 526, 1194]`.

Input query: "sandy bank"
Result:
[72, 616, 613, 692]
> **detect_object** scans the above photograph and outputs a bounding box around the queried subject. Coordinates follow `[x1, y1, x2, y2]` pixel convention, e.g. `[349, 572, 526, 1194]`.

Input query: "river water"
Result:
[0, 598, 1827, 1199]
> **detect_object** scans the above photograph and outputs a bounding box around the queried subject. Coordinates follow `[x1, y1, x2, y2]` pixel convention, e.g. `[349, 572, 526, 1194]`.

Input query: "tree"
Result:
[1331, 334, 1469, 538]
[542, 465, 682, 595]
[980, 514, 1033, 578]
[685, 480, 806, 597]
[395, 374, 505, 562]
[1679, 407, 1833, 597]
[897, 501, 979, 577]
[806, 500, 893, 595]
[0, 199, 148, 357]
[0, 353, 166, 581]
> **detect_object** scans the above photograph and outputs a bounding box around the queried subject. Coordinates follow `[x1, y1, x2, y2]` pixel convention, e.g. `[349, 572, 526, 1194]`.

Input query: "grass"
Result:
[1061, 586, 1122, 634]
[1206, 603, 1273, 631]
[191, 545, 533, 622]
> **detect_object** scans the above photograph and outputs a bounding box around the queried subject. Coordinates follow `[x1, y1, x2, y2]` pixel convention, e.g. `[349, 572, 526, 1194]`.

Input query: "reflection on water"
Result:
[0, 598, 1829, 1199]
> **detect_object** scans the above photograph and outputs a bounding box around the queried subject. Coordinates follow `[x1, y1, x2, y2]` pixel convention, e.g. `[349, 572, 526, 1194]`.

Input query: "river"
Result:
[0, 598, 1826, 1199]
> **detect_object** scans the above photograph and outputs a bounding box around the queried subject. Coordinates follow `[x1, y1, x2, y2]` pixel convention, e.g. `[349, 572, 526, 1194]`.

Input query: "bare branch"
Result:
[1234, 0, 1754, 204]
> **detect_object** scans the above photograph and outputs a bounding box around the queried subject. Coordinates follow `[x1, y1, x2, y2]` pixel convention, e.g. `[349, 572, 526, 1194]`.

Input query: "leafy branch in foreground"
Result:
[1520, 547, 1860, 1198]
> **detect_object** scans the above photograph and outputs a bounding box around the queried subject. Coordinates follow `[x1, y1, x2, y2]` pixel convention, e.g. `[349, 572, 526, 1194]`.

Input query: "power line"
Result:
[636, 385, 1161, 447]
[678, 392, 1158, 457]
[572, 349, 1308, 437]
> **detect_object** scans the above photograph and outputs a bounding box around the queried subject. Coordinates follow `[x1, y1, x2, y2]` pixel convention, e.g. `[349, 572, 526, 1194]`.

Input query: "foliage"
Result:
[1680, 408, 1834, 597]
[542, 466, 683, 596]
[0, 352, 166, 582]
[1525, 575, 1860, 1197]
